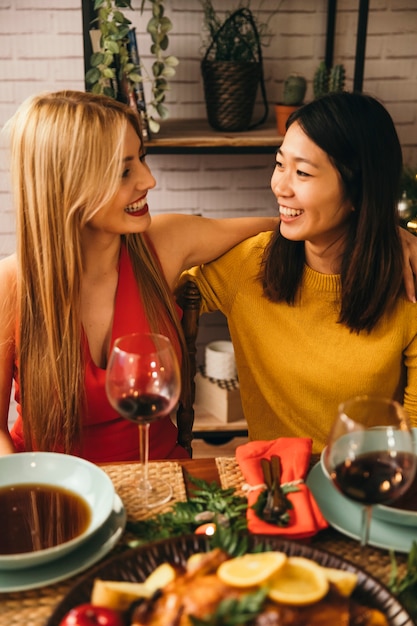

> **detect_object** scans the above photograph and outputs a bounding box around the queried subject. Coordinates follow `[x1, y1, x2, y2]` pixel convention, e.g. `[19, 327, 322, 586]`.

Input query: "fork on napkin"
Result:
[236, 438, 328, 539]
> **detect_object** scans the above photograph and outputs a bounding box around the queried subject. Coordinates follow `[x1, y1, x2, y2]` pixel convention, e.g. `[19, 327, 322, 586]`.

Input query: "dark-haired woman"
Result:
[186, 92, 417, 453]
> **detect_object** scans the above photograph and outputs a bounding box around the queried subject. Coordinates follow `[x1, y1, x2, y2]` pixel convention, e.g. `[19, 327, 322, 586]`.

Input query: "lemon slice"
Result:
[268, 556, 329, 606]
[323, 567, 357, 596]
[217, 551, 287, 588]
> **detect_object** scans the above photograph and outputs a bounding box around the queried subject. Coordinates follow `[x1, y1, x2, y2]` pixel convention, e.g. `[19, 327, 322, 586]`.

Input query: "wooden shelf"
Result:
[145, 118, 282, 155]
[192, 403, 248, 443]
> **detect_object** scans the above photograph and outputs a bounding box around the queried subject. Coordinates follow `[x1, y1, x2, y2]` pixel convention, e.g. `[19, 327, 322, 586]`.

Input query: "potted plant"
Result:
[199, 1, 275, 132]
[85, 0, 178, 135]
[275, 74, 307, 136]
[274, 62, 346, 137]
[313, 61, 346, 99]
[398, 166, 417, 224]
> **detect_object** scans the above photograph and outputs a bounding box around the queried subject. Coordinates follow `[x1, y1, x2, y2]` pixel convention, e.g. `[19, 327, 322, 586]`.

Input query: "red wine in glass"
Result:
[106, 332, 181, 507]
[332, 450, 415, 505]
[323, 396, 416, 546]
[116, 394, 171, 424]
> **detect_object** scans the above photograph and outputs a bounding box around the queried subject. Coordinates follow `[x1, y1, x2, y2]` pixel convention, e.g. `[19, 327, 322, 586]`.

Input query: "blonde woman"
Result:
[0, 90, 278, 462]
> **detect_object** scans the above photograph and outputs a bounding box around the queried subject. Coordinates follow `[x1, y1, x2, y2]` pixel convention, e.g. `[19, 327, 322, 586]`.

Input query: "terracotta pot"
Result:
[275, 103, 299, 136]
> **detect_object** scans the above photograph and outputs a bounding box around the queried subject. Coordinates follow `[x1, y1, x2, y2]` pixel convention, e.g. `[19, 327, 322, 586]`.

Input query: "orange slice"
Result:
[217, 551, 287, 588]
[268, 556, 329, 606]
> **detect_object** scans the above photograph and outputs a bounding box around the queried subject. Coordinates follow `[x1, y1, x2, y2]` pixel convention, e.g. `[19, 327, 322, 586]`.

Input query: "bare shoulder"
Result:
[0, 255, 17, 312]
[147, 213, 194, 237]
[0, 254, 17, 285]
[146, 214, 201, 260]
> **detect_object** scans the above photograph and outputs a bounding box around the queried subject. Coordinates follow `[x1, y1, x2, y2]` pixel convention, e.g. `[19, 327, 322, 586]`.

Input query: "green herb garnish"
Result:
[389, 541, 417, 621]
[126, 474, 248, 556]
[189, 587, 268, 626]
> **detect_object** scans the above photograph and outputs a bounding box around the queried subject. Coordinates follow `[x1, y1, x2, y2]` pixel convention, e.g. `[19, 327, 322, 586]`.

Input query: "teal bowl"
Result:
[0, 452, 115, 570]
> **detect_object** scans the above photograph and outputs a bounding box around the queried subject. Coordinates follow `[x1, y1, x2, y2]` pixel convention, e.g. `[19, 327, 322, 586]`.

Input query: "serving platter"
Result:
[46, 533, 413, 626]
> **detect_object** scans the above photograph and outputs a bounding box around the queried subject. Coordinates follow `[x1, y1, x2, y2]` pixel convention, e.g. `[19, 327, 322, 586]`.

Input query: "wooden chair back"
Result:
[175, 280, 201, 457]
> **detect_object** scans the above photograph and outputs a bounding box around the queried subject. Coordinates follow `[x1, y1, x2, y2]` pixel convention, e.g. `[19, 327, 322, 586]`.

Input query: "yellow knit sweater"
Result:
[187, 232, 417, 453]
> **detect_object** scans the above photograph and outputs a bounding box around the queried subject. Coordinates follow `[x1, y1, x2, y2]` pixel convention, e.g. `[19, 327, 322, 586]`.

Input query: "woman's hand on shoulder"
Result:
[399, 228, 417, 302]
[147, 214, 278, 289]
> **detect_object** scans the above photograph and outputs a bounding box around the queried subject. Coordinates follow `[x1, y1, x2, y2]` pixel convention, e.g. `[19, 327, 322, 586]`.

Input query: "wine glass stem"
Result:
[138, 423, 150, 490]
[360, 505, 372, 547]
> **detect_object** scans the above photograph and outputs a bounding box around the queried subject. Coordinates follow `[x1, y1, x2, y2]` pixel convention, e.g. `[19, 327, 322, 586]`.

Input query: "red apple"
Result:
[59, 604, 124, 626]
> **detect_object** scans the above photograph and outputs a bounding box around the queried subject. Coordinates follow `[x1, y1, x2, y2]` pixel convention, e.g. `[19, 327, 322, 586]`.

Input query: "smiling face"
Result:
[271, 121, 353, 271]
[86, 122, 156, 236]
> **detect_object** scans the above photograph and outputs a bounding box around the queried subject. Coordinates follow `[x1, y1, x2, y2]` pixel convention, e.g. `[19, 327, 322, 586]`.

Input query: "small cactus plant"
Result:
[282, 74, 307, 106]
[313, 61, 346, 99]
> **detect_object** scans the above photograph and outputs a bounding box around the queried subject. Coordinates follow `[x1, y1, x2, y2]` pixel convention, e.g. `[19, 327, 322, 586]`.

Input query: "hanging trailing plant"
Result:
[85, 0, 179, 134]
[141, 0, 179, 133]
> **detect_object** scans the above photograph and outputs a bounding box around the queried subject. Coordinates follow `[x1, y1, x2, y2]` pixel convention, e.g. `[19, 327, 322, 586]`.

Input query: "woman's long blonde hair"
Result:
[7, 90, 187, 454]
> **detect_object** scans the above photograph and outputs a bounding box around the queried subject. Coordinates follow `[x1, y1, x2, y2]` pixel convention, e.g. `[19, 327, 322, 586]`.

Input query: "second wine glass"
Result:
[323, 395, 416, 546]
[106, 332, 181, 508]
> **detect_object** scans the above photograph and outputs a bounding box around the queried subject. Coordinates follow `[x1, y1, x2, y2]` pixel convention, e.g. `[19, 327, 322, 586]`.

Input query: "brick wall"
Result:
[1, 0, 416, 259]
[1, 0, 416, 386]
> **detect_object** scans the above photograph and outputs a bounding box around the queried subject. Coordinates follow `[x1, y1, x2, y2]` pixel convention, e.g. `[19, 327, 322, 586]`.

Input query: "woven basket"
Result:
[201, 60, 261, 132]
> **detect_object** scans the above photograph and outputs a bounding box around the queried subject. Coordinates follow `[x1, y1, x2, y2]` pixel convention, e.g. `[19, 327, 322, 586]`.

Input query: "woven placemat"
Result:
[0, 462, 186, 626]
[217, 455, 246, 495]
[216, 456, 408, 587]
[101, 461, 187, 520]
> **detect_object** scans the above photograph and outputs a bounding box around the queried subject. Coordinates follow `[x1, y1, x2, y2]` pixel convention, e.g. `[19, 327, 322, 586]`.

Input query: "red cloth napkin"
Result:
[236, 438, 328, 539]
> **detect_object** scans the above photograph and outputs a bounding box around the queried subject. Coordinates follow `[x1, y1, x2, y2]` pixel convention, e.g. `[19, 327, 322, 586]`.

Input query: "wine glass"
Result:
[106, 332, 181, 508]
[323, 395, 416, 546]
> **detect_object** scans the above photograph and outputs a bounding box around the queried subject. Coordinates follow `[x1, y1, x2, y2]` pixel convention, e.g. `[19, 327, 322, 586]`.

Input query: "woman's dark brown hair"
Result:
[262, 91, 404, 332]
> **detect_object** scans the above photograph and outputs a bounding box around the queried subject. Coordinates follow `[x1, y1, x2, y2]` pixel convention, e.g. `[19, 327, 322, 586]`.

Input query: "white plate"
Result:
[0, 494, 126, 592]
[0, 452, 115, 569]
[306, 462, 417, 553]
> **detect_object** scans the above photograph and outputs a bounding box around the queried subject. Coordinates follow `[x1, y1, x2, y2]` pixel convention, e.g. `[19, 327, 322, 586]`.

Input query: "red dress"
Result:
[11, 245, 189, 462]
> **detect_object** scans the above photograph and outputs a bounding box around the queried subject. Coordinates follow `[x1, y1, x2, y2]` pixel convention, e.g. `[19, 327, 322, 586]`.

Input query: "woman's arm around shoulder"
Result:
[147, 214, 278, 289]
[399, 227, 417, 303]
[0, 254, 18, 454]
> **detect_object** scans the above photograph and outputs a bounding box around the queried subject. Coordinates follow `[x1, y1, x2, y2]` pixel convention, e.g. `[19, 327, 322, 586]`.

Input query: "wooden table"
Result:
[0, 457, 410, 626]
